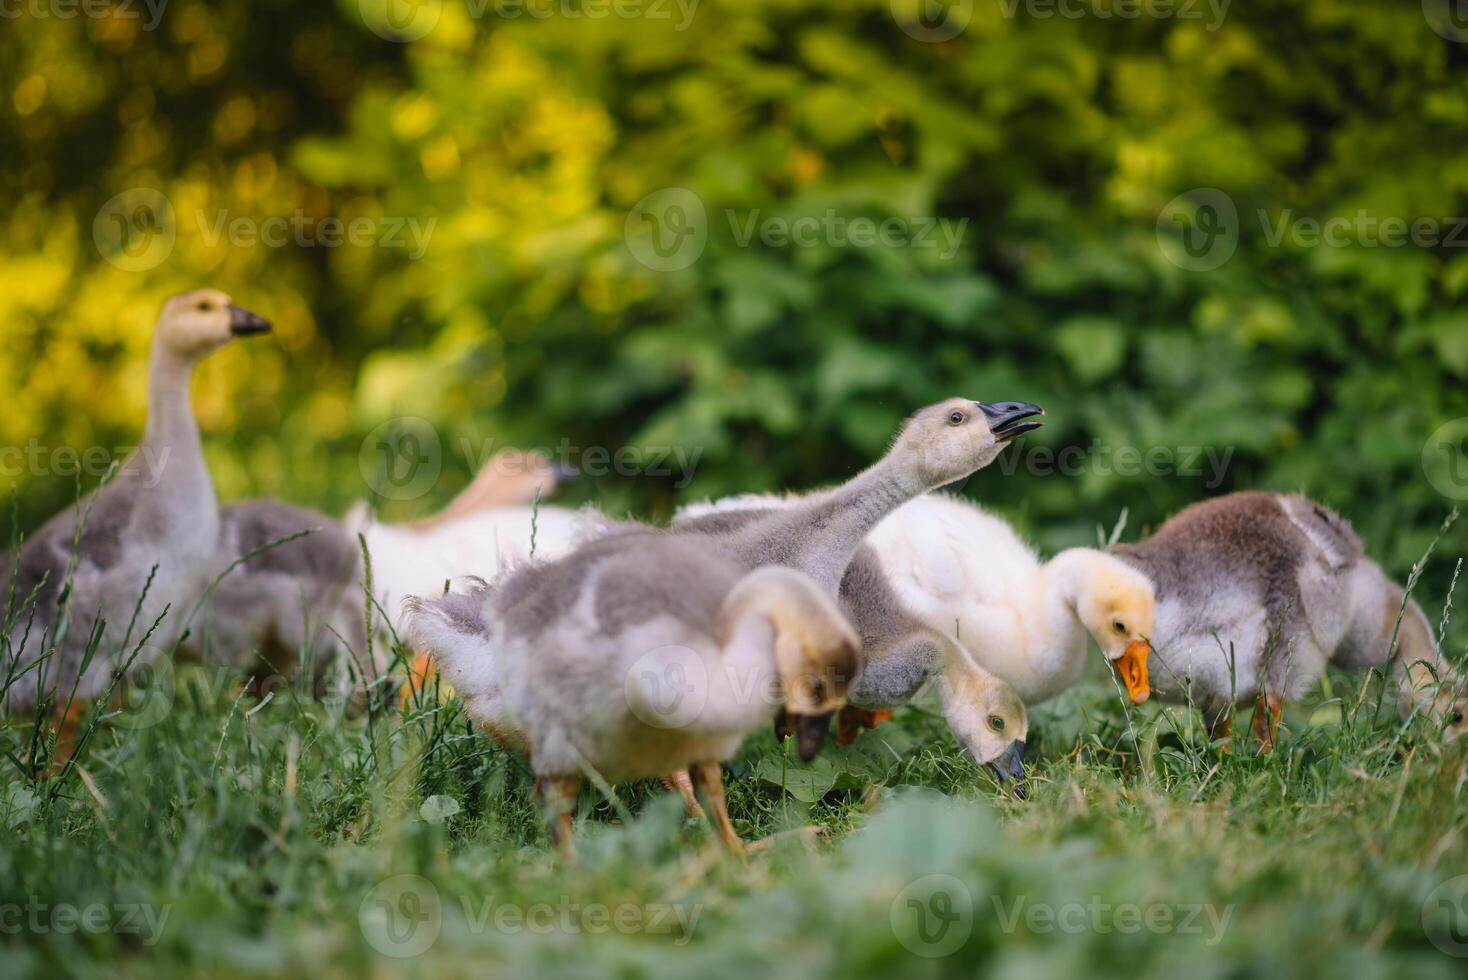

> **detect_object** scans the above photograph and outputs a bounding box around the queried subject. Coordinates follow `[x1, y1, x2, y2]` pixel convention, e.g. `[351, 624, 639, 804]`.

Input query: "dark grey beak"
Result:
[977, 401, 1044, 442]
[228, 304, 272, 336]
[550, 461, 578, 487]
[789, 711, 834, 762]
[983, 739, 1027, 799]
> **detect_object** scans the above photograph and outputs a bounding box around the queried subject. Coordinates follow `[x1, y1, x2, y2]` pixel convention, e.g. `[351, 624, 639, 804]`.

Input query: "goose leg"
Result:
[535, 775, 580, 860]
[399, 649, 435, 707]
[1252, 692, 1283, 753]
[691, 761, 745, 857]
[836, 706, 894, 745]
[660, 770, 704, 819]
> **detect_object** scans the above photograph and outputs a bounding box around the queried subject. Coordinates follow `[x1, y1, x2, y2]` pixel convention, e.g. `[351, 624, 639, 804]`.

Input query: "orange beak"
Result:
[1114, 640, 1151, 704]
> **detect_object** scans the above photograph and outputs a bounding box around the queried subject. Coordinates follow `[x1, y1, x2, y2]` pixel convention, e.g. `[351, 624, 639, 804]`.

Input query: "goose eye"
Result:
[948, 411, 965, 425]
[1112, 620, 1126, 634]
[196, 301, 211, 312]
[1450, 710, 1463, 725]
[988, 715, 1004, 732]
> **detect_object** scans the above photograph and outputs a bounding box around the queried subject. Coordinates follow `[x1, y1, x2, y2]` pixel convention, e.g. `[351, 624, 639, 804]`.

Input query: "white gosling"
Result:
[408, 530, 859, 858]
[1111, 492, 1468, 747]
[864, 494, 1156, 705]
[1, 290, 271, 713]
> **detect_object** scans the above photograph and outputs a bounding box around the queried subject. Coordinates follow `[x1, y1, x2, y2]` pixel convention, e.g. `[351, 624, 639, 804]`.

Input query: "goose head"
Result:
[892, 398, 1043, 489]
[1422, 682, 1468, 742]
[1075, 559, 1156, 704]
[156, 289, 272, 359]
[459, 450, 576, 511]
[934, 649, 1030, 796]
[724, 567, 860, 761]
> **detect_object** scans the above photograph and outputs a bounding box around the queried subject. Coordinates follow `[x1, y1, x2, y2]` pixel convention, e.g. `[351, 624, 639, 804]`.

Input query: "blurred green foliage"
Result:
[2, 0, 1466, 591]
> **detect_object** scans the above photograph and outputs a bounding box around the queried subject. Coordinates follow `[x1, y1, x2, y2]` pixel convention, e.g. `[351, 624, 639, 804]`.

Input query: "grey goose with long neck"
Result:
[703, 399, 1044, 596]
[2, 289, 271, 712]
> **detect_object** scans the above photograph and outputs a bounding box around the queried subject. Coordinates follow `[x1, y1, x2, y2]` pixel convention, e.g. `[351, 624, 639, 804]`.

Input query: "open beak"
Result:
[228, 304, 272, 336]
[1113, 640, 1151, 704]
[790, 710, 834, 762]
[983, 739, 1027, 799]
[977, 401, 1045, 442]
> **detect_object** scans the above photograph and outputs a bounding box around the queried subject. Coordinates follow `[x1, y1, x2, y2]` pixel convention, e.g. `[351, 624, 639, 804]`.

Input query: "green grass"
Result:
[2, 647, 1467, 980]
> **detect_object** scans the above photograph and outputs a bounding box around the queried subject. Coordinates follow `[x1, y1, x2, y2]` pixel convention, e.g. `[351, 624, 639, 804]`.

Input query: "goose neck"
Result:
[143, 343, 202, 451]
[783, 459, 923, 591]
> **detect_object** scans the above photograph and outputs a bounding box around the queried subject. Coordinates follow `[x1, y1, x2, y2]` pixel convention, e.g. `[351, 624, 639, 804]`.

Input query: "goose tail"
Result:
[1277, 494, 1363, 570]
[404, 579, 495, 677]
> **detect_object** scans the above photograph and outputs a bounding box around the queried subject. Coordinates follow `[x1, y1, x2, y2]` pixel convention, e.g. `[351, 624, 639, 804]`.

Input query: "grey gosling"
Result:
[2, 290, 271, 716]
[187, 500, 366, 696]
[1112, 492, 1468, 748]
[408, 530, 859, 858]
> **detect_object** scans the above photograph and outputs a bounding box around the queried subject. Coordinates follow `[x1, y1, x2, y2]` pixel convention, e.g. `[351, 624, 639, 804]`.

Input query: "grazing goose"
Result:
[1, 290, 271, 713]
[1111, 492, 1468, 747]
[862, 494, 1156, 705]
[408, 531, 859, 858]
[188, 500, 366, 694]
[673, 503, 1031, 792]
